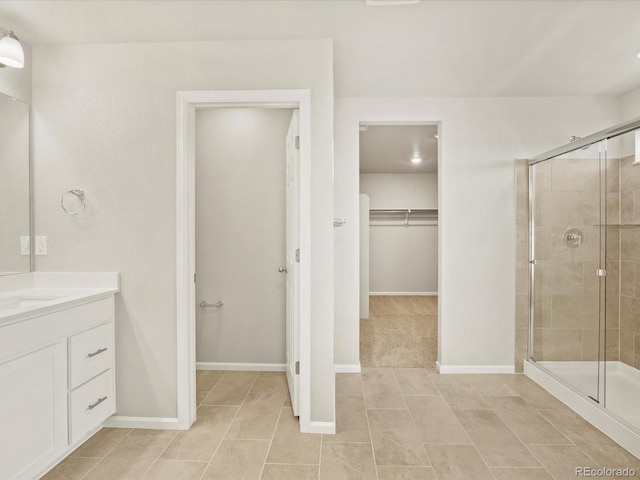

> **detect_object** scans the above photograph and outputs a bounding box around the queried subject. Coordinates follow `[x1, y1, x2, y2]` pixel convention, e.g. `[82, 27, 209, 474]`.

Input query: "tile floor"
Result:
[361, 296, 438, 368]
[43, 369, 640, 480]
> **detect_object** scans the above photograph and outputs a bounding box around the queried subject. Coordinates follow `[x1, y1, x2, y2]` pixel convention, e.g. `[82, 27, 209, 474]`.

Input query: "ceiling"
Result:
[1, 1, 640, 97]
[360, 124, 438, 173]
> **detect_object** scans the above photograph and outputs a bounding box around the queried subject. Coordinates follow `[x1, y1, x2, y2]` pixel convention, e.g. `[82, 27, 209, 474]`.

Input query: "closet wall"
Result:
[361, 173, 438, 294]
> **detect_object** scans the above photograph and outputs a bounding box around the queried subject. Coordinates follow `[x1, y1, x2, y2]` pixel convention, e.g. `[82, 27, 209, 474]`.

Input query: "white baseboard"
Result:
[196, 362, 286, 372]
[306, 421, 336, 435]
[335, 364, 361, 373]
[436, 361, 515, 374]
[370, 292, 438, 296]
[103, 415, 181, 430]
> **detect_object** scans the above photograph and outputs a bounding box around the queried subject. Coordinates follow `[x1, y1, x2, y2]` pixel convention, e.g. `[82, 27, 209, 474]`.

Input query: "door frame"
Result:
[358, 120, 442, 367]
[176, 89, 312, 431]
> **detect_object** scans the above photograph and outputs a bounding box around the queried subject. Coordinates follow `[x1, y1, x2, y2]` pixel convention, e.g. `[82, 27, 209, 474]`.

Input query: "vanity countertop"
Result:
[0, 272, 120, 327]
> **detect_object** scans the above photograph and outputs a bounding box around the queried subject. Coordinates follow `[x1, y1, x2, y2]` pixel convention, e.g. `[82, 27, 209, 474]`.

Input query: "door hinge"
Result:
[295, 136, 300, 150]
[295, 361, 300, 374]
[194, 273, 196, 283]
[295, 249, 300, 262]
[596, 269, 607, 277]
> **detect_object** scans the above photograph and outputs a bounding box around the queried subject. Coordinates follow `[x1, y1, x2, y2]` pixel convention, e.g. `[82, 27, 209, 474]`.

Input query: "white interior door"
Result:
[285, 109, 300, 415]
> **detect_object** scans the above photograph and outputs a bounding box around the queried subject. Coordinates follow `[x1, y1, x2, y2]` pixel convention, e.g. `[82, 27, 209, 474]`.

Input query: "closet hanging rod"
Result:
[369, 208, 437, 213]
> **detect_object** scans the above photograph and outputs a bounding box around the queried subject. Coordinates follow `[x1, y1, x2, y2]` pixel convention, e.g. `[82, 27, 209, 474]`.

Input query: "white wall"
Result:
[32, 39, 335, 424]
[334, 96, 620, 369]
[195, 108, 291, 365]
[620, 86, 640, 122]
[360, 173, 438, 294]
[360, 173, 438, 209]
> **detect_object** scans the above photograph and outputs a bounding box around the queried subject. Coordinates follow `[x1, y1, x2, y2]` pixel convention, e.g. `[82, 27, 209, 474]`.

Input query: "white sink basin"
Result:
[0, 294, 67, 312]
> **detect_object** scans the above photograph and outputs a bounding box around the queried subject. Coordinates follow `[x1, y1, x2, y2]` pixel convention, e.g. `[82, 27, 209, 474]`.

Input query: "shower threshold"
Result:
[525, 360, 640, 459]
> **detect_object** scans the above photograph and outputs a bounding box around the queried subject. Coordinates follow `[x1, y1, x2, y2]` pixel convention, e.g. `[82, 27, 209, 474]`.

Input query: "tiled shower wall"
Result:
[620, 155, 640, 369]
[515, 157, 622, 372]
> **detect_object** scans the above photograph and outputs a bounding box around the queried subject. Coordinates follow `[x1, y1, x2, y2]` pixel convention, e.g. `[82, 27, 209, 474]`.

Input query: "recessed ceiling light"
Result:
[411, 157, 422, 164]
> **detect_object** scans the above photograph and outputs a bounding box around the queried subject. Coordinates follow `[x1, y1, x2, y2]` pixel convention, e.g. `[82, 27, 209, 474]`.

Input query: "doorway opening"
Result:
[358, 122, 440, 369]
[176, 90, 312, 433]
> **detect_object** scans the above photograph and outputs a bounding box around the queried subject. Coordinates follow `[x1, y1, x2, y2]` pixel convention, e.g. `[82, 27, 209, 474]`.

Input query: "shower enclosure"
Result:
[521, 118, 640, 458]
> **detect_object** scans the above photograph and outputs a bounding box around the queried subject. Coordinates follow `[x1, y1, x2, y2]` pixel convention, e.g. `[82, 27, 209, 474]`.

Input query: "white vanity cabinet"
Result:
[0, 295, 116, 480]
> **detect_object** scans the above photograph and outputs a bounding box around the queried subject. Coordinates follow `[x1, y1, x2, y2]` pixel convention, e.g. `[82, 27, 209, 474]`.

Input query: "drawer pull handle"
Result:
[87, 396, 108, 411]
[87, 347, 108, 358]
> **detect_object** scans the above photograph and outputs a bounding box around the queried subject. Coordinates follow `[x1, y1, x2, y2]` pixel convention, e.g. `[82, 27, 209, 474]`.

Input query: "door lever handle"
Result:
[278, 266, 288, 273]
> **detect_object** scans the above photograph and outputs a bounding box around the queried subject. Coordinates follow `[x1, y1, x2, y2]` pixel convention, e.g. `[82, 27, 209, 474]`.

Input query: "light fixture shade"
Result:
[0, 32, 24, 68]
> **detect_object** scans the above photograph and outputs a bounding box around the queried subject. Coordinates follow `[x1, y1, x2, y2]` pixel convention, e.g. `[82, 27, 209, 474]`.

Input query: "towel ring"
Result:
[61, 189, 86, 215]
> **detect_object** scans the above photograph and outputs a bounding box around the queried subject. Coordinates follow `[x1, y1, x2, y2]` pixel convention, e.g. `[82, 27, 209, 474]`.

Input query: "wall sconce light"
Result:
[0, 31, 24, 69]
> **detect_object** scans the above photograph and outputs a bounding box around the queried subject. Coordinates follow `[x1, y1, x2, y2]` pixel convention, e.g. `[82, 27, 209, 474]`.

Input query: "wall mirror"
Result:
[0, 92, 30, 275]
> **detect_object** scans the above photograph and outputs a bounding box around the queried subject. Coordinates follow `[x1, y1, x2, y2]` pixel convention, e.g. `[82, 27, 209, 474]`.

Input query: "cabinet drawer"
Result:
[69, 369, 115, 444]
[69, 322, 114, 389]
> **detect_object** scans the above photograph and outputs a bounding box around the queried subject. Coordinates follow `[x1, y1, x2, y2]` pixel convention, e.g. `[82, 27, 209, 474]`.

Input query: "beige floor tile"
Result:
[196, 370, 225, 391]
[491, 467, 555, 480]
[432, 376, 490, 410]
[140, 460, 207, 480]
[501, 375, 568, 409]
[284, 391, 292, 406]
[251, 372, 287, 393]
[538, 408, 640, 469]
[201, 371, 259, 406]
[129, 429, 178, 438]
[375, 466, 437, 479]
[84, 436, 173, 480]
[394, 368, 439, 396]
[425, 444, 494, 480]
[197, 390, 210, 406]
[405, 396, 470, 444]
[70, 427, 132, 458]
[325, 394, 371, 443]
[462, 374, 519, 397]
[319, 443, 376, 480]
[487, 396, 570, 444]
[336, 373, 364, 395]
[362, 368, 406, 408]
[161, 406, 238, 461]
[225, 392, 285, 440]
[41, 457, 101, 480]
[368, 409, 429, 466]
[260, 464, 319, 480]
[266, 407, 321, 464]
[361, 326, 434, 368]
[527, 444, 601, 480]
[201, 439, 269, 480]
[453, 409, 540, 467]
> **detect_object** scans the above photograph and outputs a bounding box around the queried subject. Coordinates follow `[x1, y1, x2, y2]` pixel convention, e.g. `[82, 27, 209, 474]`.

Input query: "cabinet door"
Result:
[0, 342, 67, 480]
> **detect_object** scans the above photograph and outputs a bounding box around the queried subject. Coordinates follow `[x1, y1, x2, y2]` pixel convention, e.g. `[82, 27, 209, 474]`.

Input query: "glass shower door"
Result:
[530, 141, 606, 404]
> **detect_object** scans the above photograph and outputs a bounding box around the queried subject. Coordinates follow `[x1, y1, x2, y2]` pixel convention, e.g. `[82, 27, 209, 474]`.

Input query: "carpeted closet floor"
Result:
[360, 295, 438, 369]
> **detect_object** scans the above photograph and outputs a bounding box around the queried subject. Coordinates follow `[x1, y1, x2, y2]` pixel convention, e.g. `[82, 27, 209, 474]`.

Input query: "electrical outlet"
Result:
[35, 235, 47, 256]
[20, 236, 30, 255]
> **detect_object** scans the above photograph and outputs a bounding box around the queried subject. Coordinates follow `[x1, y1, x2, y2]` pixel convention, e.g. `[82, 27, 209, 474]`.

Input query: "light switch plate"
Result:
[35, 235, 47, 256]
